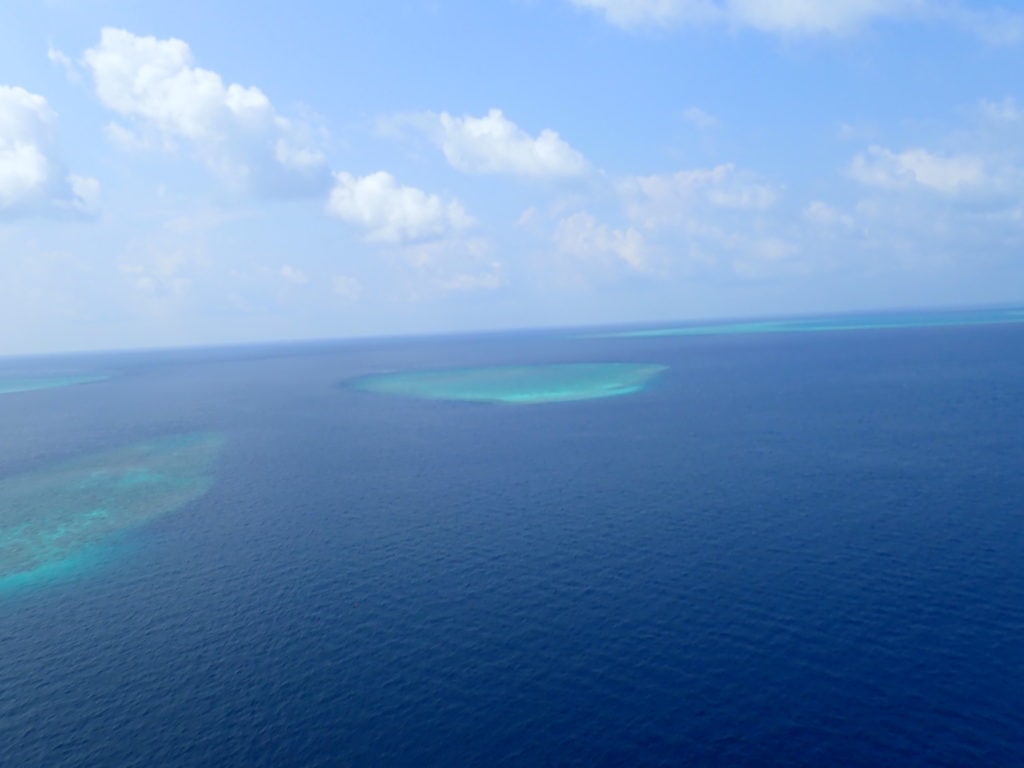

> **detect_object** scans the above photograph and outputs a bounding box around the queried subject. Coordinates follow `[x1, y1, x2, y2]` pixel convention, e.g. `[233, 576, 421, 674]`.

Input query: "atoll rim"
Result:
[352, 363, 668, 405]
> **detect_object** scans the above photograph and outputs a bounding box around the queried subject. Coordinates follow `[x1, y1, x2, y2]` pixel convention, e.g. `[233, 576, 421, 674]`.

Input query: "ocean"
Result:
[1, 310, 1023, 766]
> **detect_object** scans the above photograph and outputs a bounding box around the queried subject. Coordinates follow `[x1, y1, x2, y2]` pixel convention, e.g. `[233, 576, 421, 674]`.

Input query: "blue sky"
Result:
[2, 0, 1024, 355]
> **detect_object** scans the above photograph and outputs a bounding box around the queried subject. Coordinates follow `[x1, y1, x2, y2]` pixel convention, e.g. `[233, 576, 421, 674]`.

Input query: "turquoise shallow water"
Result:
[589, 306, 1024, 339]
[352, 363, 668, 404]
[0, 432, 223, 589]
[0, 543, 113, 594]
[0, 374, 109, 395]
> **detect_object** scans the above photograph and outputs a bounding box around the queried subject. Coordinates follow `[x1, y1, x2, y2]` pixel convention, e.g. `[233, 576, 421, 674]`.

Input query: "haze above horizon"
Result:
[3, 0, 1024, 355]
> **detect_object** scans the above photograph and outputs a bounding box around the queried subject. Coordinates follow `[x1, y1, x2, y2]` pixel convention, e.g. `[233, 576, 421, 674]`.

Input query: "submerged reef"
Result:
[353, 363, 667, 405]
[588, 307, 1024, 340]
[0, 375, 109, 395]
[0, 433, 223, 589]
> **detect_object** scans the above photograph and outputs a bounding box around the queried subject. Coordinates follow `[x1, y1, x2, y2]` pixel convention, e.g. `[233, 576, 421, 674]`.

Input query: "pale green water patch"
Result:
[0, 374, 109, 395]
[353, 363, 668, 404]
[589, 307, 1024, 340]
[0, 543, 112, 594]
[0, 433, 224, 591]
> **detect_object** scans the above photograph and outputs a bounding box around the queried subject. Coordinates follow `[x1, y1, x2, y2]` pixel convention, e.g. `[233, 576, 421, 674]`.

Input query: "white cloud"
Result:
[0, 85, 99, 215]
[837, 121, 876, 142]
[433, 263, 505, 292]
[518, 162, 787, 280]
[120, 249, 193, 303]
[416, 109, 588, 177]
[280, 264, 309, 285]
[104, 120, 166, 152]
[621, 163, 777, 230]
[945, 5, 1024, 45]
[326, 171, 473, 243]
[805, 200, 854, 228]
[569, 0, 1005, 36]
[731, 236, 800, 278]
[848, 145, 987, 194]
[332, 275, 362, 299]
[555, 211, 649, 271]
[114, 214, 247, 321]
[726, 0, 920, 34]
[980, 97, 1022, 123]
[570, 0, 718, 28]
[82, 28, 329, 195]
[68, 175, 101, 212]
[398, 236, 504, 294]
[47, 45, 81, 83]
[570, 163, 804, 278]
[517, 206, 541, 229]
[681, 106, 719, 128]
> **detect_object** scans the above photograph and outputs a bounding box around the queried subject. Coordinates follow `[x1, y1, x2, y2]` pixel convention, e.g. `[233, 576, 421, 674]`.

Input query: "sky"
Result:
[2, 0, 1024, 355]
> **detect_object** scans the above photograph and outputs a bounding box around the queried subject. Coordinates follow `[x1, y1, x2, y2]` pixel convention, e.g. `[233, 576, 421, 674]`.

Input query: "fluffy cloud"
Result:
[570, 0, 930, 34]
[0, 93, 50, 208]
[82, 28, 329, 195]
[0, 85, 99, 215]
[326, 171, 472, 243]
[555, 211, 648, 270]
[410, 109, 587, 177]
[848, 146, 987, 194]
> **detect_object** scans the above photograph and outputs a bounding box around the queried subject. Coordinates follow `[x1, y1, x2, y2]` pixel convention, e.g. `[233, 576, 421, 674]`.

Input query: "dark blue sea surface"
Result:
[1, 315, 1023, 766]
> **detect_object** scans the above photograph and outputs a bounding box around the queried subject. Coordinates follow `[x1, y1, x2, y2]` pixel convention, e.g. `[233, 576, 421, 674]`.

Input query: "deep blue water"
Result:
[1, 318, 1023, 766]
